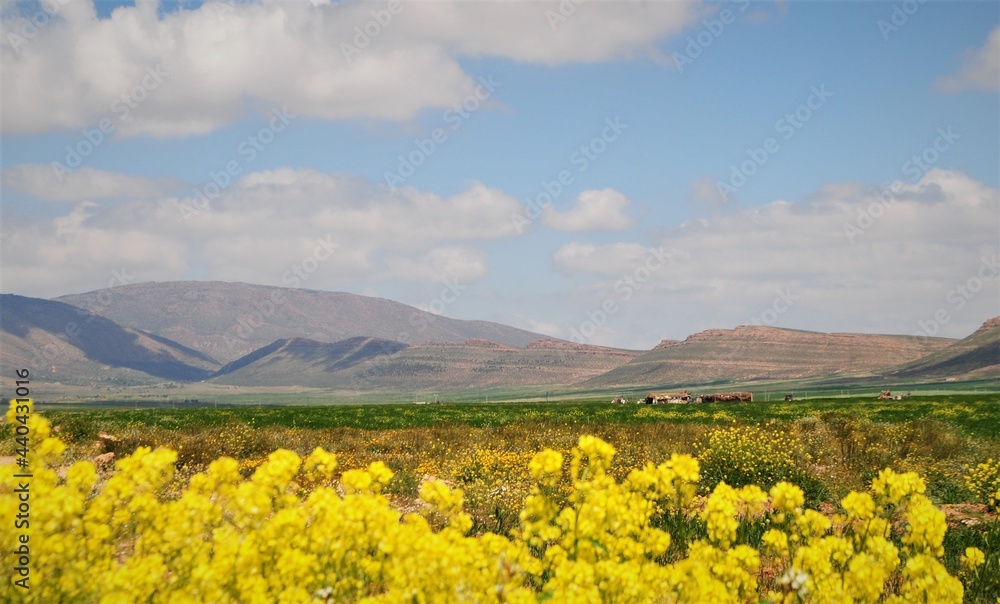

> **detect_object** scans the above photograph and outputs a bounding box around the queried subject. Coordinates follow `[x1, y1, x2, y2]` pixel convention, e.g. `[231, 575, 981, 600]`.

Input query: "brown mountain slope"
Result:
[884, 316, 999, 380]
[0, 294, 218, 387]
[580, 325, 956, 388]
[209, 337, 640, 390]
[56, 281, 545, 364]
[210, 336, 409, 384]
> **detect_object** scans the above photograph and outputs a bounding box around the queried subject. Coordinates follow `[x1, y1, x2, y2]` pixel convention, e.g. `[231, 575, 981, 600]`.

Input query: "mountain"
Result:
[210, 337, 641, 391]
[6, 281, 991, 397]
[57, 281, 544, 364]
[884, 316, 999, 380]
[210, 336, 409, 385]
[0, 294, 218, 386]
[581, 325, 956, 389]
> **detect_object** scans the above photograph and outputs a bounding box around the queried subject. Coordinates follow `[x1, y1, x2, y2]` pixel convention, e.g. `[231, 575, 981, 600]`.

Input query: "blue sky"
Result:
[2, 0, 998, 348]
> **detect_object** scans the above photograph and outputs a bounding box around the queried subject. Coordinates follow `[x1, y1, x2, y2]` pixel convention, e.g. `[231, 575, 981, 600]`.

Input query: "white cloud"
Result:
[548, 169, 1000, 344]
[552, 241, 685, 277]
[934, 26, 1000, 92]
[687, 175, 731, 206]
[381, 247, 487, 283]
[526, 319, 564, 339]
[507, 316, 565, 339]
[2, 164, 182, 200]
[0, 168, 523, 297]
[399, 1, 700, 66]
[542, 188, 634, 231]
[0, 0, 701, 137]
[2, 202, 189, 297]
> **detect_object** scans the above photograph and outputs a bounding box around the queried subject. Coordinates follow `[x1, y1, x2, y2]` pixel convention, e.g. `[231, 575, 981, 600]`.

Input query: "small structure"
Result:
[644, 390, 692, 404]
[701, 392, 753, 403]
[611, 395, 630, 404]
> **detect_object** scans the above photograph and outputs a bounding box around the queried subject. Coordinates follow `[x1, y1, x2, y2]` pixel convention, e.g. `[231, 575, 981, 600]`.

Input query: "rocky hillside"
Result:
[0, 294, 217, 388]
[57, 281, 544, 364]
[581, 325, 956, 388]
[884, 316, 999, 380]
[210, 337, 640, 390]
[210, 336, 409, 384]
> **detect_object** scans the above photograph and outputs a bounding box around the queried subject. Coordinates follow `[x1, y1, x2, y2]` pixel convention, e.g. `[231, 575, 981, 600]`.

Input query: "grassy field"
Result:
[24, 372, 1000, 406]
[5, 394, 1000, 601]
[33, 394, 1000, 436]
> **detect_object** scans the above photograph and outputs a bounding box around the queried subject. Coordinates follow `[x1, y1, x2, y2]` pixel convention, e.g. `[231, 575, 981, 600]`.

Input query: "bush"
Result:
[965, 459, 1000, 511]
[696, 425, 827, 502]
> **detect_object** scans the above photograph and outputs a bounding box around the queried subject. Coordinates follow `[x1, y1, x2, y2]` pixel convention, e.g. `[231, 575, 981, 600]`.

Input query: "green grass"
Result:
[33, 394, 1000, 437]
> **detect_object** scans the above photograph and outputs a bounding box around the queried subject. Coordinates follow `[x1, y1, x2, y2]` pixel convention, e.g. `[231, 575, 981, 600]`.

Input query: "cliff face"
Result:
[581, 325, 956, 388]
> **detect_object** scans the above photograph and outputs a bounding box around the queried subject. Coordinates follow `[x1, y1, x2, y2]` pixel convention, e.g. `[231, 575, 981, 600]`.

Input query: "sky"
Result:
[1, 0, 998, 350]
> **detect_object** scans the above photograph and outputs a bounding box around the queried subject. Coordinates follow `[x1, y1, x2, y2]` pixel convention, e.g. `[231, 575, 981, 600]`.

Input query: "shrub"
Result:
[696, 425, 827, 503]
[965, 459, 1000, 511]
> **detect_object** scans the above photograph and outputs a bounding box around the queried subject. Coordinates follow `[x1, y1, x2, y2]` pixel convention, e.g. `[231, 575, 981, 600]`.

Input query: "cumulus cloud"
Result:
[550, 169, 999, 342]
[934, 26, 1000, 92]
[553, 242, 684, 276]
[400, 1, 699, 65]
[2, 164, 182, 201]
[381, 247, 487, 283]
[1, 169, 524, 297]
[2, 202, 190, 298]
[542, 188, 634, 231]
[686, 175, 731, 206]
[0, 0, 701, 137]
[525, 319, 564, 339]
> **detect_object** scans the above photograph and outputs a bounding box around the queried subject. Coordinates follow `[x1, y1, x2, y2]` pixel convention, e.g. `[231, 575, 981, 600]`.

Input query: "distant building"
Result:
[644, 390, 692, 404]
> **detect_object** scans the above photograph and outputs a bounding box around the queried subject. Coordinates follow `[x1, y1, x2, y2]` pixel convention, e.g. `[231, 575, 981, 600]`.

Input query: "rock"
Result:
[94, 452, 116, 468]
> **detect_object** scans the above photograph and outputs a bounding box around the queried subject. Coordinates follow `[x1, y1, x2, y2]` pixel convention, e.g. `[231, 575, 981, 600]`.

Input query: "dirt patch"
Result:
[941, 503, 993, 528]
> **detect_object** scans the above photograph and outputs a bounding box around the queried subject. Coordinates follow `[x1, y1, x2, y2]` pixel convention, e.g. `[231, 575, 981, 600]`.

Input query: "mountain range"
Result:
[1, 281, 997, 400]
[56, 281, 542, 364]
[581, 326, 957, 388]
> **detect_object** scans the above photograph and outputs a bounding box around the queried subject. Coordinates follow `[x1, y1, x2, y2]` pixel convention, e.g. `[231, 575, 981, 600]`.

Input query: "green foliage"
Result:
[34, 394, 1000, 436]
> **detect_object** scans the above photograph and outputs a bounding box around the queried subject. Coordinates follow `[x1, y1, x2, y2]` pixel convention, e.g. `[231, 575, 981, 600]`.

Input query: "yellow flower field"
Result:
[2, 400, 995, 603]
